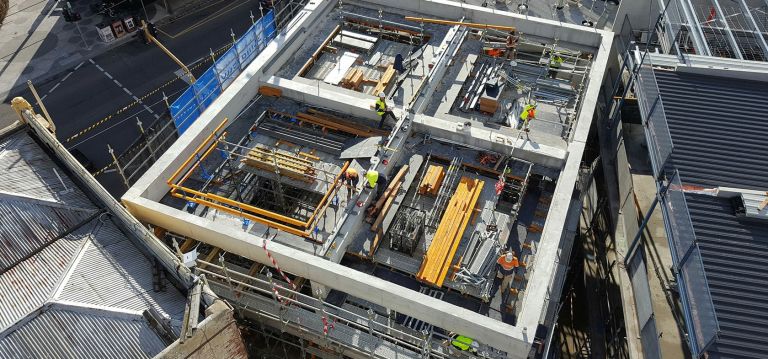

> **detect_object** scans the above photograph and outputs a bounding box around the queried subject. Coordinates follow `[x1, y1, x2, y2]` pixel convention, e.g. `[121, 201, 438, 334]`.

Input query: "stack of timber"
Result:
[295, 109, 388, 137]
[241, 145, 316, 182]
[417, 177, 485, 287]
[373, 64, 396, 95]
[341, 68, 365, 90]
[418, 165, 445, 196]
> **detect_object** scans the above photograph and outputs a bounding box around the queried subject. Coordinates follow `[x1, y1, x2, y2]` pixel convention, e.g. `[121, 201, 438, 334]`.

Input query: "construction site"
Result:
[121, 1, 613, 357]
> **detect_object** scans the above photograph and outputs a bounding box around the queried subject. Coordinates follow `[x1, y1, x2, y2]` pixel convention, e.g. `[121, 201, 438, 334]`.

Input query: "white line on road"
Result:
[90, 59, 160, 120]
[45, 60, 87, 97]
[49, 83, 61, 93]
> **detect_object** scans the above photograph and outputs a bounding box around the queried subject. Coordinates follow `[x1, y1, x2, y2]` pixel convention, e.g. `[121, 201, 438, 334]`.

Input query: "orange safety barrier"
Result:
[417, 177, 485, 287]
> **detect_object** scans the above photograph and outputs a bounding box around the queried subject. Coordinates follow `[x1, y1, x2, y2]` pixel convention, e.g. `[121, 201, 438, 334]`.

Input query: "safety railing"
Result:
[193, 259, 487, 359]
[170, 9, 278, 134]
[634, 52, 674, 178]
[659, 170, 719, 355]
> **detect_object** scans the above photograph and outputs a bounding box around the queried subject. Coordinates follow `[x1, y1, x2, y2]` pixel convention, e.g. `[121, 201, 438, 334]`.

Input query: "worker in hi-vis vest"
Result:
[449, 333, 479, 354]
[549, 52, 563, 78]
[374, 92, 396, 129]
[365, 170, 379, 189]
[519, 103, 536, 133]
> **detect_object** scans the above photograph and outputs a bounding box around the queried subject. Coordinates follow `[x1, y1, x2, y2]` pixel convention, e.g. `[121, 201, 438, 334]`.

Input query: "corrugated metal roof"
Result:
[0, 199, 94, 271]
[0, 132, 94, 209]
[0, 130, 187, 354]
[57, 219, 187, 322]
[685, 193, 768, 359]
[0, 231, 87, 331]
[0, 304, 168, 358]
[653, 70, 768, 190]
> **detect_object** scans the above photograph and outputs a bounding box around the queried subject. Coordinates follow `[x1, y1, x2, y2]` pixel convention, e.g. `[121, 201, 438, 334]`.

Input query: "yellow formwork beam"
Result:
[417, 177, 485, 286]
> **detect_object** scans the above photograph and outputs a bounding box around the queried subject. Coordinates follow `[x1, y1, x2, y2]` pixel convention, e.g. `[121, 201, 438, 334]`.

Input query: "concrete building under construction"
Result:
[121, 1, 614, 358]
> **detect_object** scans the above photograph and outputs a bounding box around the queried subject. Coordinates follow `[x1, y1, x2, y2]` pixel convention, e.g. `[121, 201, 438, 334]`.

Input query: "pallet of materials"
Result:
[333, 32, 376, 53]
[241, 145, 316, 182]
[418, 165, 445, 196]
[417, 177, 485, 287]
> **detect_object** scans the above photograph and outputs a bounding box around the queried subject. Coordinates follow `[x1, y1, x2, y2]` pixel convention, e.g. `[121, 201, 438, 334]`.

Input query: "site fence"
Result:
[631, 48, 720, 356]
[169, 9, 276, 134]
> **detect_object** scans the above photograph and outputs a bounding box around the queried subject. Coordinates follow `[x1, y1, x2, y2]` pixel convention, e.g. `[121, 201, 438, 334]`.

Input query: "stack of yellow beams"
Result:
[417, 177, 485, 286]
[418, 165, 445, 196]
[242, 145, 316, 182]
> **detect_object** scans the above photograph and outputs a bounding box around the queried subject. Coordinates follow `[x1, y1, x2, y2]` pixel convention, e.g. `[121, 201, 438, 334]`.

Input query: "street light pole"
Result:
[139, 0, 149, 21]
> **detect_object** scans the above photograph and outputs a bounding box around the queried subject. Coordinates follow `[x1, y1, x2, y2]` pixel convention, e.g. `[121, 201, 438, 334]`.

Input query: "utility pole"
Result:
[142, 20, 196, 83]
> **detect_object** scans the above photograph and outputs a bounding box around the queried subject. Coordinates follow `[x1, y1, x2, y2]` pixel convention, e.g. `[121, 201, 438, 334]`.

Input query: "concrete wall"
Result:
[125, 0, 333, 202]
[122, 195, 531, 355]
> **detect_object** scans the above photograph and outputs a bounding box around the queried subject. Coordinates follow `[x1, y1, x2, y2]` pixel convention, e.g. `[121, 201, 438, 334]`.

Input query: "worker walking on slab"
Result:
[497, 251, 519, 292]
[375, 92, 397, 129]
[519, 103, 536, 134]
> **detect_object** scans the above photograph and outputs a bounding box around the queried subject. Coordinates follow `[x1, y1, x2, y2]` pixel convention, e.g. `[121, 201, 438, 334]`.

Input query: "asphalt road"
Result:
[10, 0, 270, 197]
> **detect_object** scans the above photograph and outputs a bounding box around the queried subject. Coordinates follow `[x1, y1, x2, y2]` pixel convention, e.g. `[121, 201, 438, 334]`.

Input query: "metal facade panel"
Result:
[0, 200, 93, 271]
[57, 220, 187, 322]
[685, 193, 768, 358]
[0, 133, 93, 209]
[0, 235, 85, 331]
[0, 306, 167, 358]
[653, 70, 768, 190]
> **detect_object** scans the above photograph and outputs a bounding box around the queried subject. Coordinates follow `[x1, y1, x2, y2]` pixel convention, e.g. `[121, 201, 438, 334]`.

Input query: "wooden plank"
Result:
[299, 25, 341, 77]
[373, 65, 396, 95]
[371, 179, 402, 231]
[372, 165, 409, 211]
[417, 177, 485, 286]
[307, 109, 389, 136]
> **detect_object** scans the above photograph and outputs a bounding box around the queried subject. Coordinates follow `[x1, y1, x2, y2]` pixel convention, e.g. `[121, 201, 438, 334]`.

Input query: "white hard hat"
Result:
[505, 253, 514, 262]
[378, 92, 386, 98]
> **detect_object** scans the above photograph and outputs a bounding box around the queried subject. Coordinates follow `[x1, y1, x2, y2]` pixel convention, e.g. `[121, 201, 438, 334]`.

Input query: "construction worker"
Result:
[365, 169, 379, 189]
[343, 168, 360, 197]
[519, 103, 536, 133]
[505, 31, 519, 60]
[497, 251, 519, 291]
[449, 333, 479, 354]
[549, 52, 564, 78]
[374, 92, 396, 129]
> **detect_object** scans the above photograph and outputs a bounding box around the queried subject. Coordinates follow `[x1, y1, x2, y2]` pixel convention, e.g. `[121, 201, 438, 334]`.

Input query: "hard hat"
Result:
[471, 341, 480, 349]
[505, 253, 514, 262]
[378, 92, 386, 98]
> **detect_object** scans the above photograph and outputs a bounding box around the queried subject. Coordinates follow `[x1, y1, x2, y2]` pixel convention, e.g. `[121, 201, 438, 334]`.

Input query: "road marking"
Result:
[44, 60, 87, 98]
[91, 59, 160, 120]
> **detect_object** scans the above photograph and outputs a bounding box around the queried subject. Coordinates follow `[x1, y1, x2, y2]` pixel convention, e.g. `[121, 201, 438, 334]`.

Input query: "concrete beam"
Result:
[351, 0, 608, 48]
[412, 114, 568, 168]
[516, 27, 613, 333]
[122, 195, 531, 355]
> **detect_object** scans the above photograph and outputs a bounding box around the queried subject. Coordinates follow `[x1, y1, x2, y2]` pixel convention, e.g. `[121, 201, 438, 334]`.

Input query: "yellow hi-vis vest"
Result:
[375, 98, 387, 116]
[550, 54, 563, 68]
[366, 170, 379, 188]
[520, 104, 536, 120]
[451, 335, 475, 351]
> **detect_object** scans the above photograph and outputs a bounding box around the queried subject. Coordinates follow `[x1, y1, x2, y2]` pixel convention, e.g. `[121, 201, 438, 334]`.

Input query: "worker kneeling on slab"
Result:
[343, 168, 360, 196]
[374, 92, 397, 129]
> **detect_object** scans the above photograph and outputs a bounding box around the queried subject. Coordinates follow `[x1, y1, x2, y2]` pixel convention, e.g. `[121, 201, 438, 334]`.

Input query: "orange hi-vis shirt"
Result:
[497, 254, 519, 271]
